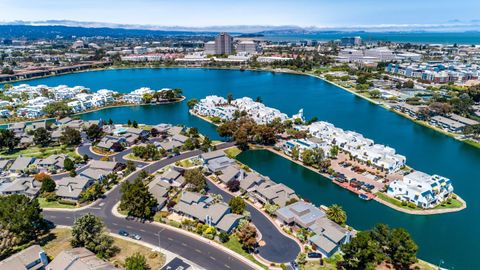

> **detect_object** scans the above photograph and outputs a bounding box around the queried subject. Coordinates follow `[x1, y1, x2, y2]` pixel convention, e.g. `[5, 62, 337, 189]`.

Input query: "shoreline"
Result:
[188, 109, 466, 216]
[2, 65, 478, 149]
[0, 96, 185, 126]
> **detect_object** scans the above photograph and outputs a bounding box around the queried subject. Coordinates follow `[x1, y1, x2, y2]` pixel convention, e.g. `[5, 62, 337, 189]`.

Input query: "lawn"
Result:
[41, 228, 165, 269]
[124, 153, 145, 161]
[375, 192, 419, 210]
[175, 158, 202, 168]
[222, 235, 267, 269]
[433, 196, 464, 210]
[0, 145, 78, 159]
[303, 253, 343, 270]
[37, 198, 76, 209]
[224, 146, 242, 158]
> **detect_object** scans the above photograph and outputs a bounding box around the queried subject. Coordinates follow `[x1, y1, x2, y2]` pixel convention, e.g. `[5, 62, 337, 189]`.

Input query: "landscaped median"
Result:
[112, 202, 268, 270]
[375, 192, 466, 215]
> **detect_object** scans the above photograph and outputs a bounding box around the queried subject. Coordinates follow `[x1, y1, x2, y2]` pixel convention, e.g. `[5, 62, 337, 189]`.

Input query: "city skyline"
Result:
[1, 0, 480, 32]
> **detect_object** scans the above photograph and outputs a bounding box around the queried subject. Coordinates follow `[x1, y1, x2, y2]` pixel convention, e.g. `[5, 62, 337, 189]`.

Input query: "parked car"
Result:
[290, 261, 300, 270]
[118, 229, 129, 237]
[130, 233, 142, 240]
[307, 252, 322, 258]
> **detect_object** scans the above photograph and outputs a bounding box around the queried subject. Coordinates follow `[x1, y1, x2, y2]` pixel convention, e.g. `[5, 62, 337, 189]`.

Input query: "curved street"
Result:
[44, 140, 300, 269]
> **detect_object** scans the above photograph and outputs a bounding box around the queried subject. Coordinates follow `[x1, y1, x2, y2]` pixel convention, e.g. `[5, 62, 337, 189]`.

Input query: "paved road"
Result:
[45, 142, 258, 270]
[207, 181, 300, 263]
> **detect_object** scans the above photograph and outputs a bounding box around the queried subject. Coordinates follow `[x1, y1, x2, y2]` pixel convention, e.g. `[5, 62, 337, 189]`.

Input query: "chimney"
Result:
[69, 185, 73, 193]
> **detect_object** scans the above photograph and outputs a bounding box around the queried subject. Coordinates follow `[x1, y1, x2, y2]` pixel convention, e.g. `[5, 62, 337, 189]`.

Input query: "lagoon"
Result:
[9, 68, 480, 269]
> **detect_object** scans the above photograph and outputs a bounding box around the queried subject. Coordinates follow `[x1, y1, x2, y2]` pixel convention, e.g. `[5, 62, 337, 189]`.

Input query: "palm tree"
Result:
[326, 204, 347, 226]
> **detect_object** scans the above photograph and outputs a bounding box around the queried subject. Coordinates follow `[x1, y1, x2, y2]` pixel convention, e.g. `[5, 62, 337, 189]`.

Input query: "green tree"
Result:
[227, 93, 234, 104]
[0, 195, 45, 245]
[125, 252, 149, 270]
[341, 231, 384, 270]
[329, 145, 339, 157]
[389, 228, 418, 269]
[0, 129, 19, 151]
[132, 120, 138, 128]
[60, 127, 82, 146]
[120, 177, 157, 219]
[291, 146, 299, 160]
[228, 196, 246, 214]
[255, 96, 263, 103]
[184, 168, 206, 192]
[201, 136, 212, 152]
[301, 149, 315, 166]
[369, 89, 381, 99]
[86, 124, 103, 141]
[40, 176, 56, 193]
[64, 157, 75, 171]
[42, 101, 71, 117]
[326, 204, 347, 226]
[187, 98, 199, 109]
[33, 127, 51, 146]
[71, 214, 116, 258]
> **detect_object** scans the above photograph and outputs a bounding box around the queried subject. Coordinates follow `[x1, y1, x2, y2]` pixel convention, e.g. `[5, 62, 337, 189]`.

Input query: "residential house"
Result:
[9, 156, 35, 174]
[1, 177, 41, 198]
[96, 136, 125, 151]
[46, 247, 116, 270]
[147, 179, 169, 210]
[55, 176, 94, 201]
[36, 154, 67, 172]
[89, 160, 121, 172]
[251, 181, 298, 207]
[308, 217, 352, 257]
[173, 191, 241, 232]
[0, 245, 48, 270]
[217, 165, 244, 184]
[206, 156, 235, 173]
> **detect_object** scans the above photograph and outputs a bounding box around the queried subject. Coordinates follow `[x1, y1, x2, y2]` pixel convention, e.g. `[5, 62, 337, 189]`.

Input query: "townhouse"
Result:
[172, 191, 243, 233]
[387, 171, 454, 208]
[276, 201, 352, 257]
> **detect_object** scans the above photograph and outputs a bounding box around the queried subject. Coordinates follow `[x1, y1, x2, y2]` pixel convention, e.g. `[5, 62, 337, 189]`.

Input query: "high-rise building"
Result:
[340, 36, 362, 46]
[214, 32, 234, 55]
[204, 41, 216, 55]
[236, 40, 259, 54]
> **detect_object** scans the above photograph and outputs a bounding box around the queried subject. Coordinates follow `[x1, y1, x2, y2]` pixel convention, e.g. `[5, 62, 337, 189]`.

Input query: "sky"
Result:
[0, 0, 479, 30]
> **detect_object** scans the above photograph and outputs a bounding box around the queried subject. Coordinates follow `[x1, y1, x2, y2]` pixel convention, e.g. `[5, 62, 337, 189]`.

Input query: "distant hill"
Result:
[0, 25, 221, 39]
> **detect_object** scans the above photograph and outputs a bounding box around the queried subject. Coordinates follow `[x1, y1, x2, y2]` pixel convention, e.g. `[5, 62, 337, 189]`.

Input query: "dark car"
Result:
[118, 229, 129, 237]
[290, 261, 300, 270]
[308, 252, 322, 258]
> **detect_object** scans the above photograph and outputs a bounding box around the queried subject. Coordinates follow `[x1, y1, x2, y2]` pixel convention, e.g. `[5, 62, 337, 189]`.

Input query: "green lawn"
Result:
[37, 198, 76, 209]
[123, 153, 145, 161]
[0, 145, 78, 159]
[433, 196, 464, 210]
[175, 158, 202, 168]
[303, 253, 343, 270]
[376, 192, 463, 211]
[224, 147, 242, 158]
[375, 192, 419, 210]
[222, 235, 268, 269]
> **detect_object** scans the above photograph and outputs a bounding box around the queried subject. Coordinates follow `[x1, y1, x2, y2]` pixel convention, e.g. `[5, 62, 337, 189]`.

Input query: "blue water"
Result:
[263, 31, 480, 45]
[5, 68, 480, 269]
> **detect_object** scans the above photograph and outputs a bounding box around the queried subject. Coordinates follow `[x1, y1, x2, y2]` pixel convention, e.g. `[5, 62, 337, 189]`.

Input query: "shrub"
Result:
[401, 201, 408, 207]
[58, 200, 77, 206]
[219, 231, 230, 243]
[168, 220, 181, 228]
